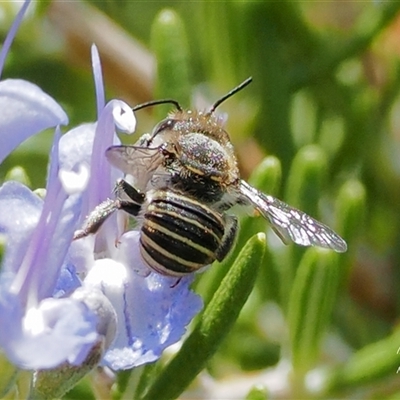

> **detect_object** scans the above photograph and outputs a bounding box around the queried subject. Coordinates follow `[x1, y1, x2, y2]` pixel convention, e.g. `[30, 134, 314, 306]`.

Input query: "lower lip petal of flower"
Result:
[82, 233, 203, 370]
[71, 286, 117, 351]
[0, 284, 98, 370]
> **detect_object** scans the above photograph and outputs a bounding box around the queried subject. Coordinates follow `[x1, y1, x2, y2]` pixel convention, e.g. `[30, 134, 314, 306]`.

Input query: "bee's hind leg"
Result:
[114, 179, 145, 217]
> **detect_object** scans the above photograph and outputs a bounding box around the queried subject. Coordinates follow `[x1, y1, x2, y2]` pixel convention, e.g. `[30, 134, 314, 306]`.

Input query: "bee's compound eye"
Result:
[150, 119, 177, 139]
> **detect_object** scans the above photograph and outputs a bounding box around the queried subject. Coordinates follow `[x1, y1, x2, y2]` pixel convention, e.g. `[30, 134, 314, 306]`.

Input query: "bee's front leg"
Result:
[74, 179, 146, 240]
[73, 198, 120, 240]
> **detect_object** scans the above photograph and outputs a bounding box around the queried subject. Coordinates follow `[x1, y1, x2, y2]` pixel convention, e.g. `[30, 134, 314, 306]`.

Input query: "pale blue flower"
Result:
[0, 129, 99, 369]
[0, 2, 202, 371]
[69, 45, 203, 370]
[0, 0, 104, 369]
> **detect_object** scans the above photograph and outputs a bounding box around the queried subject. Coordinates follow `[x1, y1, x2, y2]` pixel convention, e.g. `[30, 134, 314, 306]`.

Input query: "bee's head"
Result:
[131, 77, 252, 188]
[132, 77, 252, 147]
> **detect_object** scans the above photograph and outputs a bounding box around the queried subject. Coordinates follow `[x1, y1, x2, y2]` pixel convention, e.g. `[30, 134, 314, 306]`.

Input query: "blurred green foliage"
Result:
[2, 1, 400, 399]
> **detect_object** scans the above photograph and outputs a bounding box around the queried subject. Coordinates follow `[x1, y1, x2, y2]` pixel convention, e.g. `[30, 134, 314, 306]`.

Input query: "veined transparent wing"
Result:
[239, 180, 347, 253]
[106, 144, 166, 191]
[106, 145, 163, 175]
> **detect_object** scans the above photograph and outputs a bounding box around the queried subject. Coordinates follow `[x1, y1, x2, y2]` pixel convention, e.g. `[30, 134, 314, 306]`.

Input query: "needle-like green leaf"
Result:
[288, 248, 340, 373]
[326, 328, 400, 393]
[141, 233, 266, 400]
[151, 9, 191, 118]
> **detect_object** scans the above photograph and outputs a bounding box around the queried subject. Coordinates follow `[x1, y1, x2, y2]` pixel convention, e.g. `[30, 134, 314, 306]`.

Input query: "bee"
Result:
[74, 77, 347, 277]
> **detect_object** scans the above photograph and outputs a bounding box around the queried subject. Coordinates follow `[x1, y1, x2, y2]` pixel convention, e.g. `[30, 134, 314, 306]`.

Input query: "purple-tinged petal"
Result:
[53, 263, 82, 298]
[86, 101, 122, 213]
[10, 129, 83, 302]
[85, 100, 135, 212]
[58, 121, 122, 250]
[72, 287, 117, 351]
[83, 231, 203, 370]
[91, 44, 105, 117]
[27, 128, 74, 300]
[47, 126, 62, 190]
[0, 181, 42, 274]
[0, 0, 31, 78]
[80, 101, 136, 250]
[29, 189, 83, 302]
[0, 79, 68, 163]
[0, 279, 98, 370]
[0, 126, 98, 370]
[59, 123, 96, 171]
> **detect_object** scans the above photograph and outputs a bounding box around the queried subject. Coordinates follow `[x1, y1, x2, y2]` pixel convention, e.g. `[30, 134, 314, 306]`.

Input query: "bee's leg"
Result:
[74, 180, 146, 240]
[215, 215, 238, 262]
[115, 179, 145, 206]
[73, 198, 120, 240]
[114, 179, 145, 217]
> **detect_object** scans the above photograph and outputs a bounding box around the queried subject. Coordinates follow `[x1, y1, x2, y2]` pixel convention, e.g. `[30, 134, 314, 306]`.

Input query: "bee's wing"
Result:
[106, 145, 164, 176]
[239, 180, 347, 253]
[106, 145, 166, 191]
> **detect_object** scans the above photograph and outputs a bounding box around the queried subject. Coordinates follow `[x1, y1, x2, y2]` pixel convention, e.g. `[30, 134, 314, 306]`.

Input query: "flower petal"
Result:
[31, 189, 83, 301]
[59, 123, 96, 171]
[0, 0, 31, 78]
[9, 129, 84, 302]
[59, 164, 90, 195]
[112, 101, 136, 134]
[86, 99, 135, 212]
[83, 231, 203, 370]
[0, 79, 68, 163]
[87, 101, 122, 211]
[0, 181, 42, 274]
[53, 263, 82, 298]
[72, 287, 117, 351]
[91, 44, 105, 117]
[0, 277, 98, 370]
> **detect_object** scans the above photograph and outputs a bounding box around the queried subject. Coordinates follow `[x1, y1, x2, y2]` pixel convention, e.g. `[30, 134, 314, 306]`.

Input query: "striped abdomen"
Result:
[140, 190, 225, 276]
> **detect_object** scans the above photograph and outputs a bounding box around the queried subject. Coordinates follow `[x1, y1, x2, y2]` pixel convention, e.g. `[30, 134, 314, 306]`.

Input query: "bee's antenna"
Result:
[132, 99, 183, 112]
[208, 77, 252, 114]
